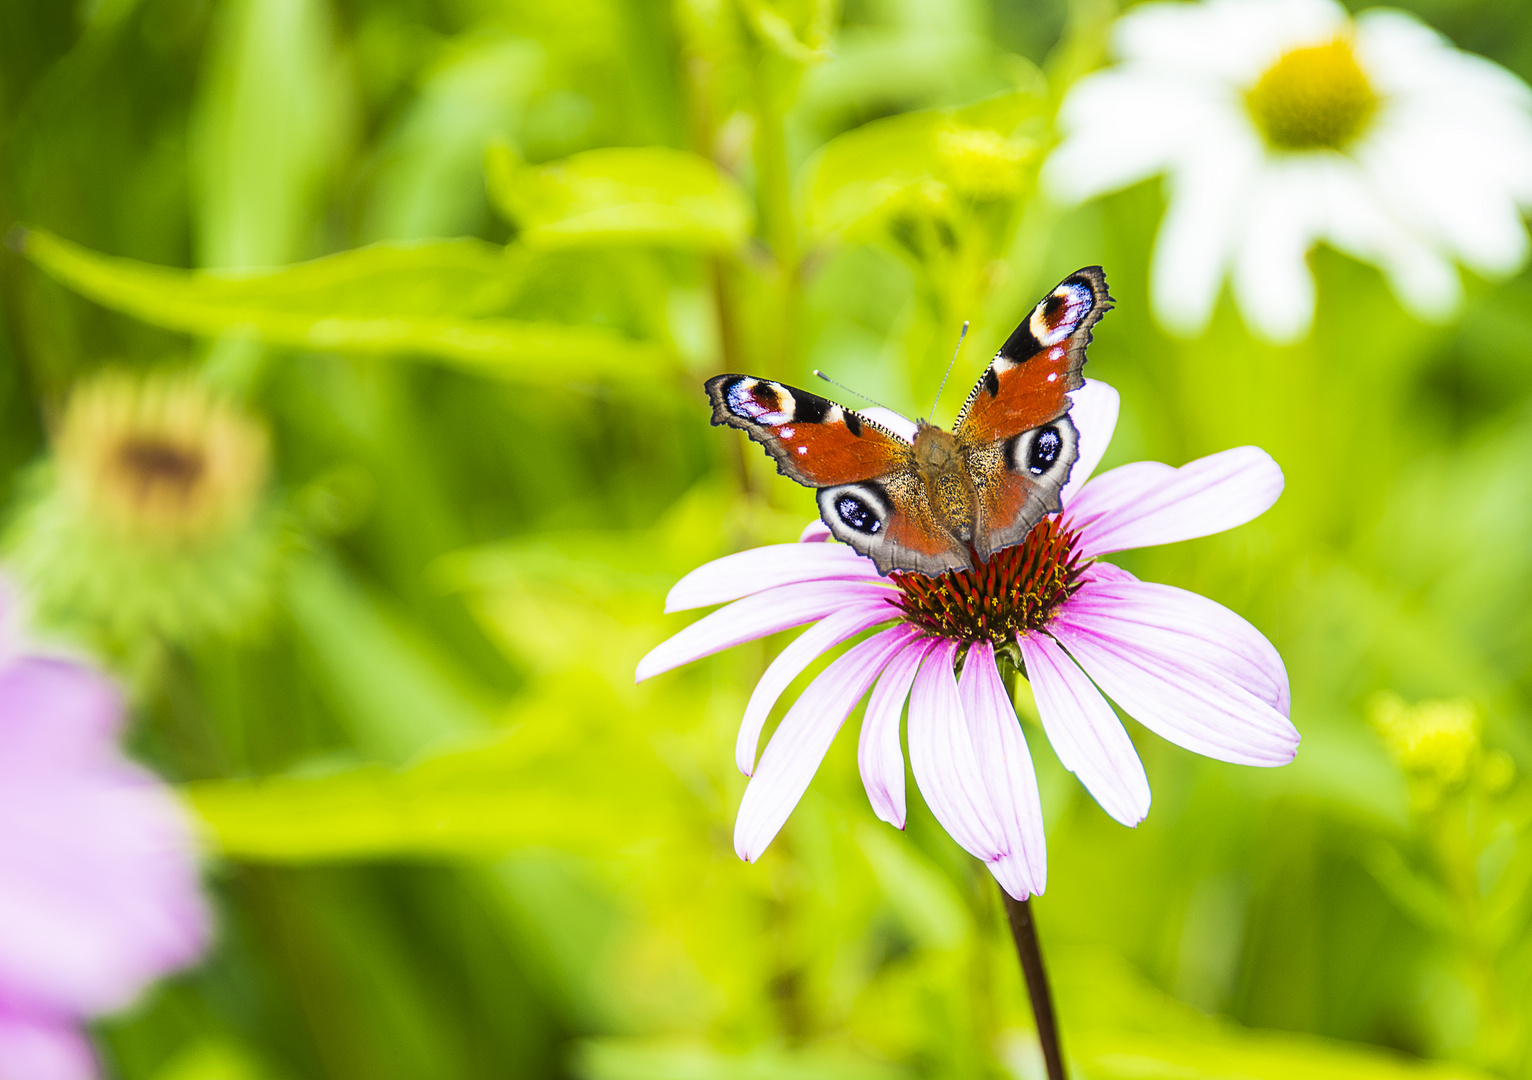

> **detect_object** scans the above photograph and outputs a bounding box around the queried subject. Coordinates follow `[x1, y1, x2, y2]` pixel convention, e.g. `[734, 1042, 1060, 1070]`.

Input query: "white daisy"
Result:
[1042, 0, 1532, 343]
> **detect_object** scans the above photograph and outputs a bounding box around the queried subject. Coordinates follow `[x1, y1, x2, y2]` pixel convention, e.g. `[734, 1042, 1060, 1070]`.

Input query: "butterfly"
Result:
[705, 267, 1112, 577]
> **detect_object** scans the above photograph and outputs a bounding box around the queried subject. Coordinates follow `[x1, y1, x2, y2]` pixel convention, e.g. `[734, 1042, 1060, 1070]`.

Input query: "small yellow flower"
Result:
[936, 127, 1031, 200]
[1369, 691, 1479, 789]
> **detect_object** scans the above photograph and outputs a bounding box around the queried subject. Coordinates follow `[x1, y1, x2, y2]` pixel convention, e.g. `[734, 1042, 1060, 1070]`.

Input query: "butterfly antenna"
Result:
[930, 320, 969, 417]
[813, 370, 892, 412]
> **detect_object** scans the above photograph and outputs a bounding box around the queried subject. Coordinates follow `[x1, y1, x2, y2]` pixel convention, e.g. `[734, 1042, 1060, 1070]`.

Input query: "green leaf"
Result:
[184, 729, 669, 861]
[12, 228, 664, 379]
[574, 1039, 908, 1080]
[802, 91, 1043, 240]
[284, 553, 498, 764]
[487, 143, 752, 250]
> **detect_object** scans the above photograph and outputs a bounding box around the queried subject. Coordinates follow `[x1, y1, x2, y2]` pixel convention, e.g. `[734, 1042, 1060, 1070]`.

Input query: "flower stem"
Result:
[994, 658, 1066, 1079]
[1000, 887, 1067, 1080]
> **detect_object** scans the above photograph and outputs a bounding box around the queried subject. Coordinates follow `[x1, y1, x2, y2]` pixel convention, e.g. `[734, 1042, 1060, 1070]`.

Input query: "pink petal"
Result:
[734, 627, 912, 862]
[0, 659, 123, 763]
[1061, 579, 1290, 714]
[1079, 560, 1138, 586]
[906, 641, 1005, 862]
[857, 634, 934, 829]
[636, 580, 892, 682]
[1048, 612, 1300, 767]
[798, 521, 832, 543]
[736, 602, 901, 775]
[1067, 447, 1284, 557]
[1059, 379, 1121, 507]
[1019, 632, 1150, 826]
[0, 662, 209, 1018]
[665, 543, 885, 612]
[0, 1013, 96, 1080]
[959, 643, 1047, 899]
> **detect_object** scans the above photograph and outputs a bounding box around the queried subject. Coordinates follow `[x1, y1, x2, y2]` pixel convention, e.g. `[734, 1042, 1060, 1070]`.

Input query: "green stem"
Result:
[998, 659, 1067, 1080]
[1000, 889, 1067, 1080]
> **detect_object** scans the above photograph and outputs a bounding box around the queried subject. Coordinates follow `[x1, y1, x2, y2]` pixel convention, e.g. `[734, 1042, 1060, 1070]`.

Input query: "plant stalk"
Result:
[1000, 888, 1067, 1080]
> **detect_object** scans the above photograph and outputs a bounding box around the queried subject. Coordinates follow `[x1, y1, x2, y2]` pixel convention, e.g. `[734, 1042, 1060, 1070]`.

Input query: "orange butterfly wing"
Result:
[705, 375, 910, 485]
[955, 268, 1112, 560]
[953, 267, 1111, 445]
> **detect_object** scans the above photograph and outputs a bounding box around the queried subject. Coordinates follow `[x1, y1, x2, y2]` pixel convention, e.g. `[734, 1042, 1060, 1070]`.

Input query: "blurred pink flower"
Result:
[637, 381, 1299, 899]
[0, 652, 210, 1080]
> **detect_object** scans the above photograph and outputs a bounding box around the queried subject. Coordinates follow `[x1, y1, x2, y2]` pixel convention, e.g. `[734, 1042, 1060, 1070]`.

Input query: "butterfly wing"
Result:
[705, 374, 970, 575]
[953, 267, 1112, 560]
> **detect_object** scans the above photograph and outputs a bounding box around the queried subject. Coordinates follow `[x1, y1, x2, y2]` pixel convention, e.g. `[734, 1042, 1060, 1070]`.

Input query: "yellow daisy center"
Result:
[1246, 38, 1378, 152]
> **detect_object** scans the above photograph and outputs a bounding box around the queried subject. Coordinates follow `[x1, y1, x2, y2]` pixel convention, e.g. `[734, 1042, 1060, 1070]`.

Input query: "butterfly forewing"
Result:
[955, 267, 1111, 560]
[953, 267, 1111, 444]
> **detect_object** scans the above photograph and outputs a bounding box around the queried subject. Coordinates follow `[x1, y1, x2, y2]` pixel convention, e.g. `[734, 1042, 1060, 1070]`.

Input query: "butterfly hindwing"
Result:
[706, 374, 973, 574]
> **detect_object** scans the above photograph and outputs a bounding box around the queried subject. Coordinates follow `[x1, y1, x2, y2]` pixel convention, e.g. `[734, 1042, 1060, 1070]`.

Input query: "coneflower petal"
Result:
[1059, 379, 1120, 507]
[665, 543, 887, 612]
[734, 627, 912, 862]
[907, 641, 1006, 864]
[1048, 615, 1300, 766]
[857, 633, 934, 829]
[1061, 579, 1290, 714]
[1019, 631, 1151, 826]
[736, 601, 902, 776]
[1067, 446, 1284, 557]
[636, 580, 890, 682]
[959, 642, 1047, 898]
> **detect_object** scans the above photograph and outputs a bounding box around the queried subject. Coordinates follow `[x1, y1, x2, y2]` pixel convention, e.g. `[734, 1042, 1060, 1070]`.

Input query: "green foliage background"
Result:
[3, 0, 1532, 1077]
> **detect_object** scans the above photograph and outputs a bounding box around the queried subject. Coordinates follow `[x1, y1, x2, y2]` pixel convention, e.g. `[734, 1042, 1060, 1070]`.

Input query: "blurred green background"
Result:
[4, 0, 1532, 1077]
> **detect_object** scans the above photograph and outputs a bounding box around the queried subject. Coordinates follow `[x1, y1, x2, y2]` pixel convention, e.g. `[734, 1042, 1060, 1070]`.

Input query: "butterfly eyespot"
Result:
[1029, 281, 1094, 346]
[1028, 426, 1062, 475]
[834, 493, 882, 534]
[726, 377, 794, 425]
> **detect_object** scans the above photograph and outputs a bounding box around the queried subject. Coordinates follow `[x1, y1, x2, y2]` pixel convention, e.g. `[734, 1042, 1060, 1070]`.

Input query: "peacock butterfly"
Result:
[705, 267, 1112, 576]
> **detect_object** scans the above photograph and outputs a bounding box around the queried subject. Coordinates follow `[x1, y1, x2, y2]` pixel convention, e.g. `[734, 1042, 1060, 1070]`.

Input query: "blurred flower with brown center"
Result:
[1042, 0, 1532, 343]
[55, 371, 267, 546]
[637, 381, 1300, 900]
[6, 370, 280, 656]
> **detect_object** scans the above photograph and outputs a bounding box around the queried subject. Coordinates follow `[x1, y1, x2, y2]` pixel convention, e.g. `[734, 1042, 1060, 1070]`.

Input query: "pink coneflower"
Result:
[637, 380, 1298, 900]
[0, 646, 210, 1080]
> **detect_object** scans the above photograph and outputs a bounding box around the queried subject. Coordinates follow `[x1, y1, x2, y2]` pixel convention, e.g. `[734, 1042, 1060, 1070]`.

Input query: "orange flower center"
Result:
[891, 518, 1088, 644]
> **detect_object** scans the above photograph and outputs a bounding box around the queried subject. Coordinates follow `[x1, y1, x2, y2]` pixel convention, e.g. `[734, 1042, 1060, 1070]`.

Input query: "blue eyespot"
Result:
[1028, 426, 1062, 475]
[835, 493, 881, 534]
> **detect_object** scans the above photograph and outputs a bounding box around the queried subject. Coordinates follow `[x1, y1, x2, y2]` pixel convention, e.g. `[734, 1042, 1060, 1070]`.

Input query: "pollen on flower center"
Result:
[1246, 38, 1378, 152]
[891, 517, 1087, 644]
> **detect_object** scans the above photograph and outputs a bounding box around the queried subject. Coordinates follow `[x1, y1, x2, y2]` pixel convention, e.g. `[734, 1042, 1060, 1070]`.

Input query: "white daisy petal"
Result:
[734, 626, 912, 862]
[1231, 160, 1328, 344]
[1020, 630, 1151, 826]
[1115, 0, 1345, 83]
[1151, 131, 1264, 337]
[1046, 70, 1231, 202]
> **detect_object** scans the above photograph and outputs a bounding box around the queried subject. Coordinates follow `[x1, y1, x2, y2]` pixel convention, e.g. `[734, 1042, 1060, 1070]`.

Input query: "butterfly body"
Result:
[707, 268, 1112, 577]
